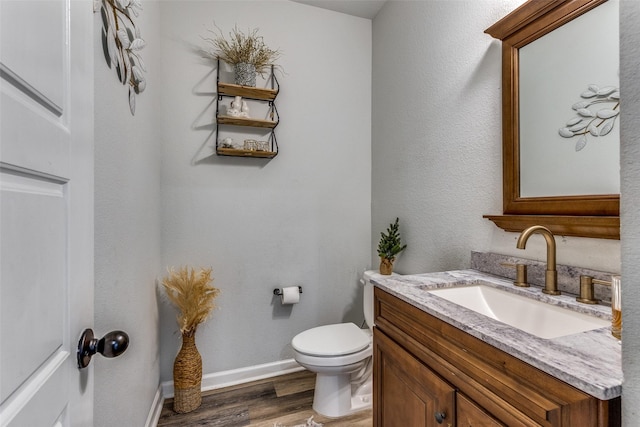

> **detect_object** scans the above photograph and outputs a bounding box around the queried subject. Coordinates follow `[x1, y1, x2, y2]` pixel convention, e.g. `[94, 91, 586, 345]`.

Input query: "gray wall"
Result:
[620, 0, 640, 422]
[372, 0, 503, 273]
[90, 0, 640, 424]
[372, 0, 636, 423]
[94, 2, 162, 425]
[371, 0, 620, 275]
[157, 1, 372, 381]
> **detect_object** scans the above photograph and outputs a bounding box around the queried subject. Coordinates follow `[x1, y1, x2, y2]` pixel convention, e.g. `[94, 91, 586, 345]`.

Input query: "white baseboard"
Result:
[145, 385, 164, 427]
[159, 357, 304, 400]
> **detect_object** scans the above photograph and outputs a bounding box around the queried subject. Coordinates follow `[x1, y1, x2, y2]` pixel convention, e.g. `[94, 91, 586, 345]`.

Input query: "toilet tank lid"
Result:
[292, 323, 370, 356]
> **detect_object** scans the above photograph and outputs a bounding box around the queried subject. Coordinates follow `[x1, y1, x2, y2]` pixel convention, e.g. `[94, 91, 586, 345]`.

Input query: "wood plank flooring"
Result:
[157, 370, 372, 427]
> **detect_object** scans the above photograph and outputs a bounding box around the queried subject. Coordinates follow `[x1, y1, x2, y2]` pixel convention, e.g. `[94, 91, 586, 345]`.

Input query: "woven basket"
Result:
[173, 333, 203, 413]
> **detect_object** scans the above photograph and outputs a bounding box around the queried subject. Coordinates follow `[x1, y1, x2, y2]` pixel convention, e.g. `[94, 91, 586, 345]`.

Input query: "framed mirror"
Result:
[484, 0, 620, 239]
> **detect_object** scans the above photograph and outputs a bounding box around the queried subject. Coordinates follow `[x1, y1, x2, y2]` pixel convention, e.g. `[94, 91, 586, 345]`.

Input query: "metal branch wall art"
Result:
[558, 84, 620, 152]
[99, 0, 147, 115]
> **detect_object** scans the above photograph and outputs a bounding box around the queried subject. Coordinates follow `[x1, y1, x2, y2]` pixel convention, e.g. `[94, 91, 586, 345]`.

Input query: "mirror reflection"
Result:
[519, 0, 619, 198]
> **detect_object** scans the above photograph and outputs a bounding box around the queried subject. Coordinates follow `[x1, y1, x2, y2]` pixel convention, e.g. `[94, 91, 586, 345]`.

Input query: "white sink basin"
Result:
[428, 284, 609, 339]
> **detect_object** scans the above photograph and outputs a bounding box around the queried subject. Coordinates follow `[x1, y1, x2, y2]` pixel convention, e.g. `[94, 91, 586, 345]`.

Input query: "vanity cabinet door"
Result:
[374, 328, 455, 427]
[457, 393, 506, 427]
[374, 286, 620, 427]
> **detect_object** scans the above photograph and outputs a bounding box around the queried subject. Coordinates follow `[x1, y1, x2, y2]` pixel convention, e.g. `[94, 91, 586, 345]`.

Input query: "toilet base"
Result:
[349, 376, 373, 413]
[311, 369, 372, 418]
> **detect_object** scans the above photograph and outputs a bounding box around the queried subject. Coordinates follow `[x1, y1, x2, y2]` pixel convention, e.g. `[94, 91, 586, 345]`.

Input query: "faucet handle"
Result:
[577, 275, 611, 304]
[501, 262, 529, 287]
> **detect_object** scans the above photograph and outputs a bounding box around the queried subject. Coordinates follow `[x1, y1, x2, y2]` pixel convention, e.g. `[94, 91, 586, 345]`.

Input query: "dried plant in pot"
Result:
[161, 266, 220, 413]
[377, 218, 407, 275]
[204, 24, 281, 87]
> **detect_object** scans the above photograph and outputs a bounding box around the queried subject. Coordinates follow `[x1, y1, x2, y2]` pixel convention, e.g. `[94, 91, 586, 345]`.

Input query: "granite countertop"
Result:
[372, 269, 622, 400]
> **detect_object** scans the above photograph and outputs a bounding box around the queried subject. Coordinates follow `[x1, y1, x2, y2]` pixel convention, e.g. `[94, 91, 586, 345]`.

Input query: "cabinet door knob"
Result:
[435, 411, 446, 424]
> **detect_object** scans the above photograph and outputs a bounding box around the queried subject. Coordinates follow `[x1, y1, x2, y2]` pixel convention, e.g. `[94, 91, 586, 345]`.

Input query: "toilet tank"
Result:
[361, 270, 398, 331]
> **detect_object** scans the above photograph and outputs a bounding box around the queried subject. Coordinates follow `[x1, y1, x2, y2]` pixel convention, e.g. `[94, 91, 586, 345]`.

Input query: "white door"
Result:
[0, 0, 94, 426]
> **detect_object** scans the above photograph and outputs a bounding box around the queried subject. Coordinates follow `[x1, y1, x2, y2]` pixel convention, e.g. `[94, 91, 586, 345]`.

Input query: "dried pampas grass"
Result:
[161, 266, 220, 336]
[204, 24, 281, 76]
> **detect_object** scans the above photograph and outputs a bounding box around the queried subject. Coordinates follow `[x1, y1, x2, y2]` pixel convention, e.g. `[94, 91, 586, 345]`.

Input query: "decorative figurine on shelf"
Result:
[240, 100, 250, 118]
[219, 137, 234, 148]
[227, 96, 243, 117]
[227, 96, 250, 118]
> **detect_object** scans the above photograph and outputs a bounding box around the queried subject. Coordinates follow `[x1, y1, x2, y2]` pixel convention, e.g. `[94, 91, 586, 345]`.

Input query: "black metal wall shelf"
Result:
[214, 59, 280, 158]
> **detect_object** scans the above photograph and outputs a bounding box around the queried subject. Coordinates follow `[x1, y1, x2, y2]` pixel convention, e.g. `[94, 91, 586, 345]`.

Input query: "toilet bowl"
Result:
[291, 270, 397, 418]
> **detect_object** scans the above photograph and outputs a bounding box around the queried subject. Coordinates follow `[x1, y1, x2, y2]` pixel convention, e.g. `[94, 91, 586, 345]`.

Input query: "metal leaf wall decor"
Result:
[99, 0, 146, 115]
[558, 84, 620, 152]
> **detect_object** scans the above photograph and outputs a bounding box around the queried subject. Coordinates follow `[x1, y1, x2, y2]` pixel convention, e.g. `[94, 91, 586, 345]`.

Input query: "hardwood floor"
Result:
[157, 370, 373, 427]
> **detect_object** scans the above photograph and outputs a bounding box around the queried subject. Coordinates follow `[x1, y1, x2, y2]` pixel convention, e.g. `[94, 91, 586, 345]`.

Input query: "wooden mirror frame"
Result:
[483, 0, 620, 239]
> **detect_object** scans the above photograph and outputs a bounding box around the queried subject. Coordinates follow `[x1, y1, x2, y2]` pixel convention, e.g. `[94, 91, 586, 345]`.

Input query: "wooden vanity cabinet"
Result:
[374, 329, 455, 427]
[457, 393, 505, 427]
[373, 287, 621, 427]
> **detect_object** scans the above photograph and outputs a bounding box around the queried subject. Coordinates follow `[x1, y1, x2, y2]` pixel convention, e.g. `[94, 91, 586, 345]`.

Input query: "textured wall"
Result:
[93, 2, 162, 425]
[89, 0, 637, 420]
[371, 0, 620, 276]
[372, 0, 637, 419]
[372, 0, 508, 272]
[620, 0, 640, 421]
[157, 1, 372, 381]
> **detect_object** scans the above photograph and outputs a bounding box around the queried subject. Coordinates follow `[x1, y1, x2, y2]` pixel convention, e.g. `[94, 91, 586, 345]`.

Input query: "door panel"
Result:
[0, 0, 65, 110]
[0, 0, 94, 425]
[1, 171, 68, 401]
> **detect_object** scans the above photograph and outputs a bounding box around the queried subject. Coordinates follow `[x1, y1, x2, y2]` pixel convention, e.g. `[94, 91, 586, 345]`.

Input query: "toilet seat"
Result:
[292, 323, 370, 357]
[294, 343, 372, 368]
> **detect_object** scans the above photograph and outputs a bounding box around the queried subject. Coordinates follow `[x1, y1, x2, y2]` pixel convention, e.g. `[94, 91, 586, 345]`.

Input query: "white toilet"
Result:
[291, 270, 395, 418]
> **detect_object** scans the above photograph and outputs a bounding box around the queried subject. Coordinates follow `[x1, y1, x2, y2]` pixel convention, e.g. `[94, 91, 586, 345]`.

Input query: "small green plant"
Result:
[377, 218, 407, 261]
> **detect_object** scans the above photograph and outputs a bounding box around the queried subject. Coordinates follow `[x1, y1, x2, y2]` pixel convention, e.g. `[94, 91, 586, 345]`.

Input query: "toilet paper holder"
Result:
[273, 286, 303, 296]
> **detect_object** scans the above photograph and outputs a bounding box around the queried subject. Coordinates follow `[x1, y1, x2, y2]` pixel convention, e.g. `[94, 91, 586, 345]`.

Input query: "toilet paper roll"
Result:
[280, 286, 300, 305]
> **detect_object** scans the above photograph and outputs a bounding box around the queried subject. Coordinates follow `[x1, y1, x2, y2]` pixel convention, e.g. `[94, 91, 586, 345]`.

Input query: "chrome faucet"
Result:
[516, 225, 560, 295]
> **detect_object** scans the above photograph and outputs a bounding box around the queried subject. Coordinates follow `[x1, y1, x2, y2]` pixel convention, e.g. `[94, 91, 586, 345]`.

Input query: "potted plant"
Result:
[161, 266, 220, 413]
[377, 218, 407, 275]
[204, 25, 281, 87]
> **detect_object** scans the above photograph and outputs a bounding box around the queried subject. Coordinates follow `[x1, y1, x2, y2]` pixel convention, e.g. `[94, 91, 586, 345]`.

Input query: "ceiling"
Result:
[291, 0, 387, 20]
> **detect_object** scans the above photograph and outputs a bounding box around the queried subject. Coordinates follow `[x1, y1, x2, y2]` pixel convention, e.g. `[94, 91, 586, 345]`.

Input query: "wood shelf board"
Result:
[483, 214, 620, 240]
[217, 115, 277, 129]
[216, 147, 277, 158]
[218, 82, 278, 101]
